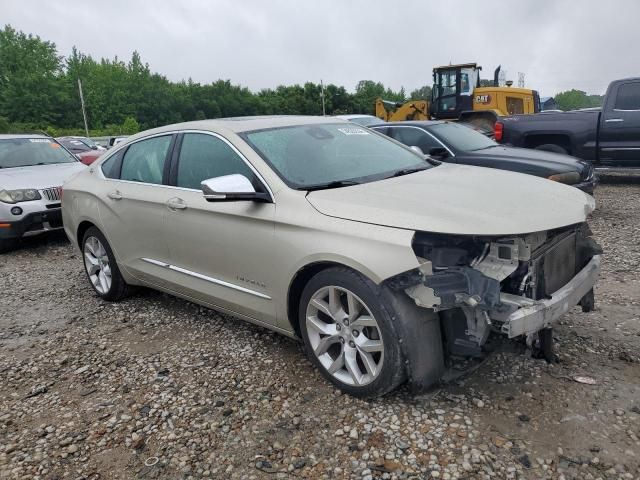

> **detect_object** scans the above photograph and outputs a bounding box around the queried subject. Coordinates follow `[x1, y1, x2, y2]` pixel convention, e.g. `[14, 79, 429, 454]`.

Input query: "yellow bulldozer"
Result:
[374, 98, 428, 122]
[429, 63, 540, 133]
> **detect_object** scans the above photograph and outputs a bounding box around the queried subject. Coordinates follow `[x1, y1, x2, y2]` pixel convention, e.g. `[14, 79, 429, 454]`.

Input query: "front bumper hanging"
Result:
[493, 254, 601, 338]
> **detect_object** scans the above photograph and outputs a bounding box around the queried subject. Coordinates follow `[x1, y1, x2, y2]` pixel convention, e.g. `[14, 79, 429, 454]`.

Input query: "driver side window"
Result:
[176, 133, 257, 190]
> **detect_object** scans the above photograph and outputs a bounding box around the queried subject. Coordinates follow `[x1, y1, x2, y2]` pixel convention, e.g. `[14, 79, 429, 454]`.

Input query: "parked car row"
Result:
[53, 116, 601, 397]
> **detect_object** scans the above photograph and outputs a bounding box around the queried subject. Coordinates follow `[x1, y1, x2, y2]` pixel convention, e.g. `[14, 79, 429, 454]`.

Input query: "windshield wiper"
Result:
[305, 180, 361, 191]
[386, 165, 430, 179]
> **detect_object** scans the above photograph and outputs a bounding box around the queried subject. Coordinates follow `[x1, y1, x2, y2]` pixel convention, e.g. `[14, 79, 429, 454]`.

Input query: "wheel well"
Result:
[76, 221, 96, 248]
[524, 134, 572, 153]
[287, 261, 354, 337]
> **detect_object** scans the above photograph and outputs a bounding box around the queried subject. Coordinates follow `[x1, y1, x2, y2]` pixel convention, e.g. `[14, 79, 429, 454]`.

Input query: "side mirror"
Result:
[201, 174, 271, 202]
[91, 145, 98, 150]
[429, 147, 449, 158]
[409, 145, 424, 155]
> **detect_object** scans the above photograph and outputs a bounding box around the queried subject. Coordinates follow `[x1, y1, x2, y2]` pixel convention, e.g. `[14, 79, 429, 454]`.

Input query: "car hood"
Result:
[0, 162, 86, 190]
[306, 164, 595, 236]
[461, 145, 587, 174]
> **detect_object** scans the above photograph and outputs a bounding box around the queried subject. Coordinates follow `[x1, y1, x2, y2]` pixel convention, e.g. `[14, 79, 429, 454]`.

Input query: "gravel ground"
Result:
[1, 182, 639, 480]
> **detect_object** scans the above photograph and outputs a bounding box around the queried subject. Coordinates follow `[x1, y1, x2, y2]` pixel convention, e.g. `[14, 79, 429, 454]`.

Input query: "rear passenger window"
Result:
[176, 133, 256, 190]
[614, 83, 640, 110]
[120, 136, 172, 184]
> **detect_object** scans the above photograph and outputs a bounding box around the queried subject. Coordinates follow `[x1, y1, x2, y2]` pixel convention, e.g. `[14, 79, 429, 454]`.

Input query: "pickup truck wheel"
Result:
[299, 267, 405, 398]
[535, 144, 568, 155]
[82, 227, 130, 301]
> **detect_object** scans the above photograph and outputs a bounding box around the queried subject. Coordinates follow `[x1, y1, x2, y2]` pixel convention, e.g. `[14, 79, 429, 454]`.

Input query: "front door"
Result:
[161, 132, 277, 324]
[599, 80, 640, 167]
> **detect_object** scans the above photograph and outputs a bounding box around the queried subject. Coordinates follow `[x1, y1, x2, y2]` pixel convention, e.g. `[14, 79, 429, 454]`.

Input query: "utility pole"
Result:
[320, 80, 326, 116]
[77, 78, 89, 136]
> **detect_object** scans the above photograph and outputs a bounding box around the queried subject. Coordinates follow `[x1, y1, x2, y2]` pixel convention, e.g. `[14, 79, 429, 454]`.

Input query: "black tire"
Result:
[81, 226, 130, 301]
[0, 239, 18, 254]
[535, 144, 568, 155]
[298, 267, 406, 398]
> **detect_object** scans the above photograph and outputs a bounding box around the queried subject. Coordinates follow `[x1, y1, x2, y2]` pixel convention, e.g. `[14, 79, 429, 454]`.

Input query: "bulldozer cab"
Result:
[431, 63, 481, 120]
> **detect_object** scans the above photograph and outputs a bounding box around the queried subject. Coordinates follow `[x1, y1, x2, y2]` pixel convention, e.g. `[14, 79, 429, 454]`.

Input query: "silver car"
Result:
[0, 134, 86, 252]
[62, 117, 601, 397]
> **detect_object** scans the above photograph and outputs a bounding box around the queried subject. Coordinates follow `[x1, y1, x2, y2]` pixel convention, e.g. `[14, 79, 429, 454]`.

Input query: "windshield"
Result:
[428, 122, 497, 151]
[0, 138, 77, 168]
[243, 123, 431, 189]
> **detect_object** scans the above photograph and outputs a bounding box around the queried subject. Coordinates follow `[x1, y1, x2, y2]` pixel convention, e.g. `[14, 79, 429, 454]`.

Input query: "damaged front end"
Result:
[387, 224, 602, 357]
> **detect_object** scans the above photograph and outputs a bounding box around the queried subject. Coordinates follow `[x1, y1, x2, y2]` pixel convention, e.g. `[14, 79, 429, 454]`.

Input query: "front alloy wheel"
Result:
[306, 286, 384, 386]
[299, 267, 405, 398]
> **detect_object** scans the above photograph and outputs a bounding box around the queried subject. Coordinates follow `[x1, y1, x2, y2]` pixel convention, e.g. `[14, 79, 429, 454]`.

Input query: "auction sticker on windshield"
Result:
[337, 127, 370, 135]
[29, 139, 51, 143]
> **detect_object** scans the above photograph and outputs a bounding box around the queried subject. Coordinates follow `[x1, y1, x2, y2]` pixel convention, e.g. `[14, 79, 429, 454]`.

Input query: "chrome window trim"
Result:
[612, 108, 640, 112]
[373, 125, 456, 158]
[95, 129, 275, 201]
[141, 258, 272, 300]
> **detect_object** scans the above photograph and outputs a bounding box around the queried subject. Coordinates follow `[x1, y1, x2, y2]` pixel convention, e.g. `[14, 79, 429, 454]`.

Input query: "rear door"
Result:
[599, 80, 640, 166]
[97, 134, 177, 284]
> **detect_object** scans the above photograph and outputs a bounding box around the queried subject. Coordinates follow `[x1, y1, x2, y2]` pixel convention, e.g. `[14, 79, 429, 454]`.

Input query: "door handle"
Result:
[605, 118, 624, 123]
[107, 190, 123, 200]
[166, 198, 187, 210]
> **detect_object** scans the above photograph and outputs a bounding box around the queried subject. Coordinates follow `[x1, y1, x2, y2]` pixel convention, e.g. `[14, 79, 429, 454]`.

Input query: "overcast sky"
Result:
[3, 0, 639, 97]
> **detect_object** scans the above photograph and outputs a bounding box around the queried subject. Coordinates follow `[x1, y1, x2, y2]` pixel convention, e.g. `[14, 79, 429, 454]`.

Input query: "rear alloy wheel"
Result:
[82, 227, 130, 301]
[299, 268, 405, 398]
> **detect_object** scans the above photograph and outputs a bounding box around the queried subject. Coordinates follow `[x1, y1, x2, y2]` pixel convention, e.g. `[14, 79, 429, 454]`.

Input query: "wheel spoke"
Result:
[351, 315, 377, 329]
[307, 315, 337, 336]
[344, 348, 362, 385]
[85, 238, 97, 257]
[355, 336, 384, 353]
[327, 350, 345, 374]
[84, 252, 99, 266]
[346, 292, 362, 321]
[98, 272, 109, 293]
[313, 334, 340, 356]
[328, 287, 340, 316]
[87, 264, 100, 276]
[357, 349, 378, 377]
[310, 298, 333, 319]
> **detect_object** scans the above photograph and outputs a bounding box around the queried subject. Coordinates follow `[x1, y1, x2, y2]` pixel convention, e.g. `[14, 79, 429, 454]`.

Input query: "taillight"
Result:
[494, 122, 504, 142]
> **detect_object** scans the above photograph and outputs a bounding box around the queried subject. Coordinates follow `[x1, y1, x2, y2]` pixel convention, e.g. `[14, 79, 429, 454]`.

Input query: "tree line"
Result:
[0, 25, 602, 137]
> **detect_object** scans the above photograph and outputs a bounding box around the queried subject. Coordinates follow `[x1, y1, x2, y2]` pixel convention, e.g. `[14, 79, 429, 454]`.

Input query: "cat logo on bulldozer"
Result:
[475, 94, 491, 104]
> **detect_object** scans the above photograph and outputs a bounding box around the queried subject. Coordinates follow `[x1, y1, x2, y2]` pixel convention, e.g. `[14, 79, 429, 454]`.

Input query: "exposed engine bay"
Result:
[387, 223, 603, 357]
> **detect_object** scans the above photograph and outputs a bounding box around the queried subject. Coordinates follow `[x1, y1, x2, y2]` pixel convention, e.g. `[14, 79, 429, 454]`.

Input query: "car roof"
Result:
[334, 114, 378, 120]
[125, 116, 348, 142]
[0, 134, 51, 140]
[371, 120, 447, 128]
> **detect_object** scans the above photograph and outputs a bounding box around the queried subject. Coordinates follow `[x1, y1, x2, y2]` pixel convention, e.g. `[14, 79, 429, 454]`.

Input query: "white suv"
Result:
[0, 134, 86, 252]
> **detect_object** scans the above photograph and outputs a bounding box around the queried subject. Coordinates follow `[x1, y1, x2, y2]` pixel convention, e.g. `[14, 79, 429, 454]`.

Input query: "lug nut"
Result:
[340, 337, 345, 344]
[352, 330, 360, 337]
[344, 319, 349, 326]
[336, 324, 342, 331]
[349, 341, 355, 348]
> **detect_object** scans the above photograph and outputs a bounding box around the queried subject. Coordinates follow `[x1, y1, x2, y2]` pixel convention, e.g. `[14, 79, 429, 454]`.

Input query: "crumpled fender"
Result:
[381, 286, 445, 392]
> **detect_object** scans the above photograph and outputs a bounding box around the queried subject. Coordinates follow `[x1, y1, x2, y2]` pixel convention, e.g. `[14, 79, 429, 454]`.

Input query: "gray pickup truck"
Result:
[495, 78, 640, 170]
